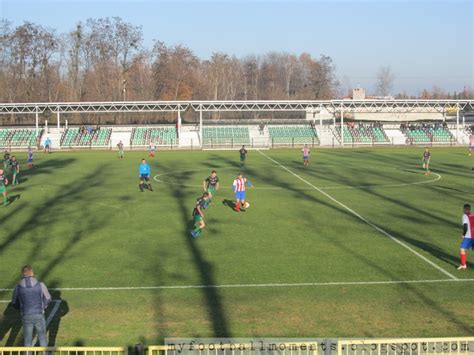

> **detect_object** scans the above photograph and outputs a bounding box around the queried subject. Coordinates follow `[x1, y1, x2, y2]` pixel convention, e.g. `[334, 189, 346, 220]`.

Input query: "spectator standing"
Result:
[11, 265, 51, 346]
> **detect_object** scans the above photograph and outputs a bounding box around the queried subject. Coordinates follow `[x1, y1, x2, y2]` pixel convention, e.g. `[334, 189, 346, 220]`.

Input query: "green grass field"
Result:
[0, 147, 473, 346]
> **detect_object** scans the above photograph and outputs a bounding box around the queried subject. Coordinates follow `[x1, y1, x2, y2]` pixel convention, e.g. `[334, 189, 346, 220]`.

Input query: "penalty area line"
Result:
[257, 150, 458, 281]
[0, 279, 473, 293]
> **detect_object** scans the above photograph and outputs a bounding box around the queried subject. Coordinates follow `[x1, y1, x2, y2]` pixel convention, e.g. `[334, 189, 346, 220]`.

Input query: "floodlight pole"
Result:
[177, 105, 181, 142]
[57, 111, 60, 130]
[35, 106, 39, 136]
[319, 105, 322, 129]
[199, 104, 203, 148]
[340, 104, 344, 146]
[456, 104, 459, 144]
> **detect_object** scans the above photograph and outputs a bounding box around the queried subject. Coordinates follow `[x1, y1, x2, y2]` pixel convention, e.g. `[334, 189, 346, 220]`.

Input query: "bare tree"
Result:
[375, 66, 395, 97]
[0, 17, 343, 110]
[152, 42, 198, 100]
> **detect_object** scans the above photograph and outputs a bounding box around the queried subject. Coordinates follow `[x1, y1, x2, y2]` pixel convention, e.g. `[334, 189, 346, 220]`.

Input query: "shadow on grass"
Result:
[0, 162, 114, 345]
[0, 303, 22, 346]
[259, 152, 462, 273]
[47, 285, 70, 347]
[332, 236, 474, 334]
[154, 160, 231, 337]
[7, 194, 20, 205]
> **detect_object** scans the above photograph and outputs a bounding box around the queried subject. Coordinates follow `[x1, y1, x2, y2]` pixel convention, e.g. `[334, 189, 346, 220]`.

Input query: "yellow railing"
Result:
[0, 347, 128, 355]
[148, 342, 323, 355]
[2, 338, 474, 355]
[337, 337, 474, 354]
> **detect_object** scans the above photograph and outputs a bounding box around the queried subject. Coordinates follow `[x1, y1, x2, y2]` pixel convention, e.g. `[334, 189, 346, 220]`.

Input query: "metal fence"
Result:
[148, 342, 323, 355]
[3, 338, 472, 355]
[337, 337, 474, 354]
[0, 347, 128, 355]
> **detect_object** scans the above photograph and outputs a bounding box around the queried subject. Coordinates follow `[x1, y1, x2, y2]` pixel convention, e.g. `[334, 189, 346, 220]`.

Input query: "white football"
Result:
[244, 202, 250, 208]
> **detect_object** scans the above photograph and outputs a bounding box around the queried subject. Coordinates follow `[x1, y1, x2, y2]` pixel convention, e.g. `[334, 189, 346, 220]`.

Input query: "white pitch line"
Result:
[0, 279, 473, 293]
[257, 150, 458, 281]
[320, 172, 441, 190]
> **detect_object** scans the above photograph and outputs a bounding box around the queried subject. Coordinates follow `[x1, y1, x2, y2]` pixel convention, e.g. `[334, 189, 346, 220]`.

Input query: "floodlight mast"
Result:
[199, 104, 203, 146]
[341, 103, 344, 146]
[35, 106, 39, 136]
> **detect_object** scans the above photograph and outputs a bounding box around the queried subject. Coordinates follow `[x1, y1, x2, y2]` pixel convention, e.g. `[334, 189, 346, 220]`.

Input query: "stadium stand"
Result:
[404, 128, 431, 143]
[0, 128, 41, 148]
[400, 122, 453, 144]
[429, 127, 453, 142]
[61, 127, 112, 147]
[267, 125, 319, 145]
[333, 123, 390, 144]
[351, 126, 372, 143]
[333, 126, 354, 143]
[372, 126, 390, 142]
[202, 126, 250, 146]
[130, 127, 177, 146]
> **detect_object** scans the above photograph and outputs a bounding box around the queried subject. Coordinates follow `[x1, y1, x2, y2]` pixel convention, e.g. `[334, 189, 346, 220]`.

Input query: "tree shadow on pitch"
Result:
[332, 237, 474, 334]
[257, 153, 463, 271]
[16, 157, 77, 180]
[155, 160, 231, 337]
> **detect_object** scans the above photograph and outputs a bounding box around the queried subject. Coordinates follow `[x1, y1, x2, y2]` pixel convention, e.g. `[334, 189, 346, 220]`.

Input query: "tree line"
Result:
[0, 17, 340, 104]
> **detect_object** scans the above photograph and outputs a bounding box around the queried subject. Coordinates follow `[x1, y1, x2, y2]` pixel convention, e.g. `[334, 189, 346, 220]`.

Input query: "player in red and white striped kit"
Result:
[458, 203, 474, 270]
[232, 173, 252, 212]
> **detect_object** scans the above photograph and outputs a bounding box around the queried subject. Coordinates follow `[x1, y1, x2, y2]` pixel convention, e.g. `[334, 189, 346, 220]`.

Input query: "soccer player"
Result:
[3, 150, 10, 169]
[0, 169, 8, 206]
[203, 170, 219, 205]
[232, 172, 252, 212]
[149, 142, 156, 158]
[139, 158, 152, 192]
[191, 192, 210, 238]
[27, 147, 34, 169]
[422, 147, 430, 175]
[44, 137, 51, 154]
[469, 136, 474, 156]
[117, 141, 124, 159]
[302, 144, 311, 166]
[9, 156, 19, 185]
[239, 145, 248, 167]
[458, 203, 474, 270]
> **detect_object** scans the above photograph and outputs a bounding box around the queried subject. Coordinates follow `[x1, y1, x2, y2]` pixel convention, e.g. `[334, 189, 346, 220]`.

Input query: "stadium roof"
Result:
[0, 100, 473, 115]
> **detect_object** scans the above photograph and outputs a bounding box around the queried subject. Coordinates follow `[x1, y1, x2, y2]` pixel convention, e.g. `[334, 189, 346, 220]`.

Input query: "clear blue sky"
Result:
[1, 0, 473, 95]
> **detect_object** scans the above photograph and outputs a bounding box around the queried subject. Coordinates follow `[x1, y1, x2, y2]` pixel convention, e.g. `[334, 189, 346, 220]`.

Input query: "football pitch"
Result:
[0, 147, 473, 346]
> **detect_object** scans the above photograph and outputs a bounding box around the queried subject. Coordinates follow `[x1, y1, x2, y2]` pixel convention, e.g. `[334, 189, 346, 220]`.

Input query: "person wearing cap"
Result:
[11, 265, 51, 346]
